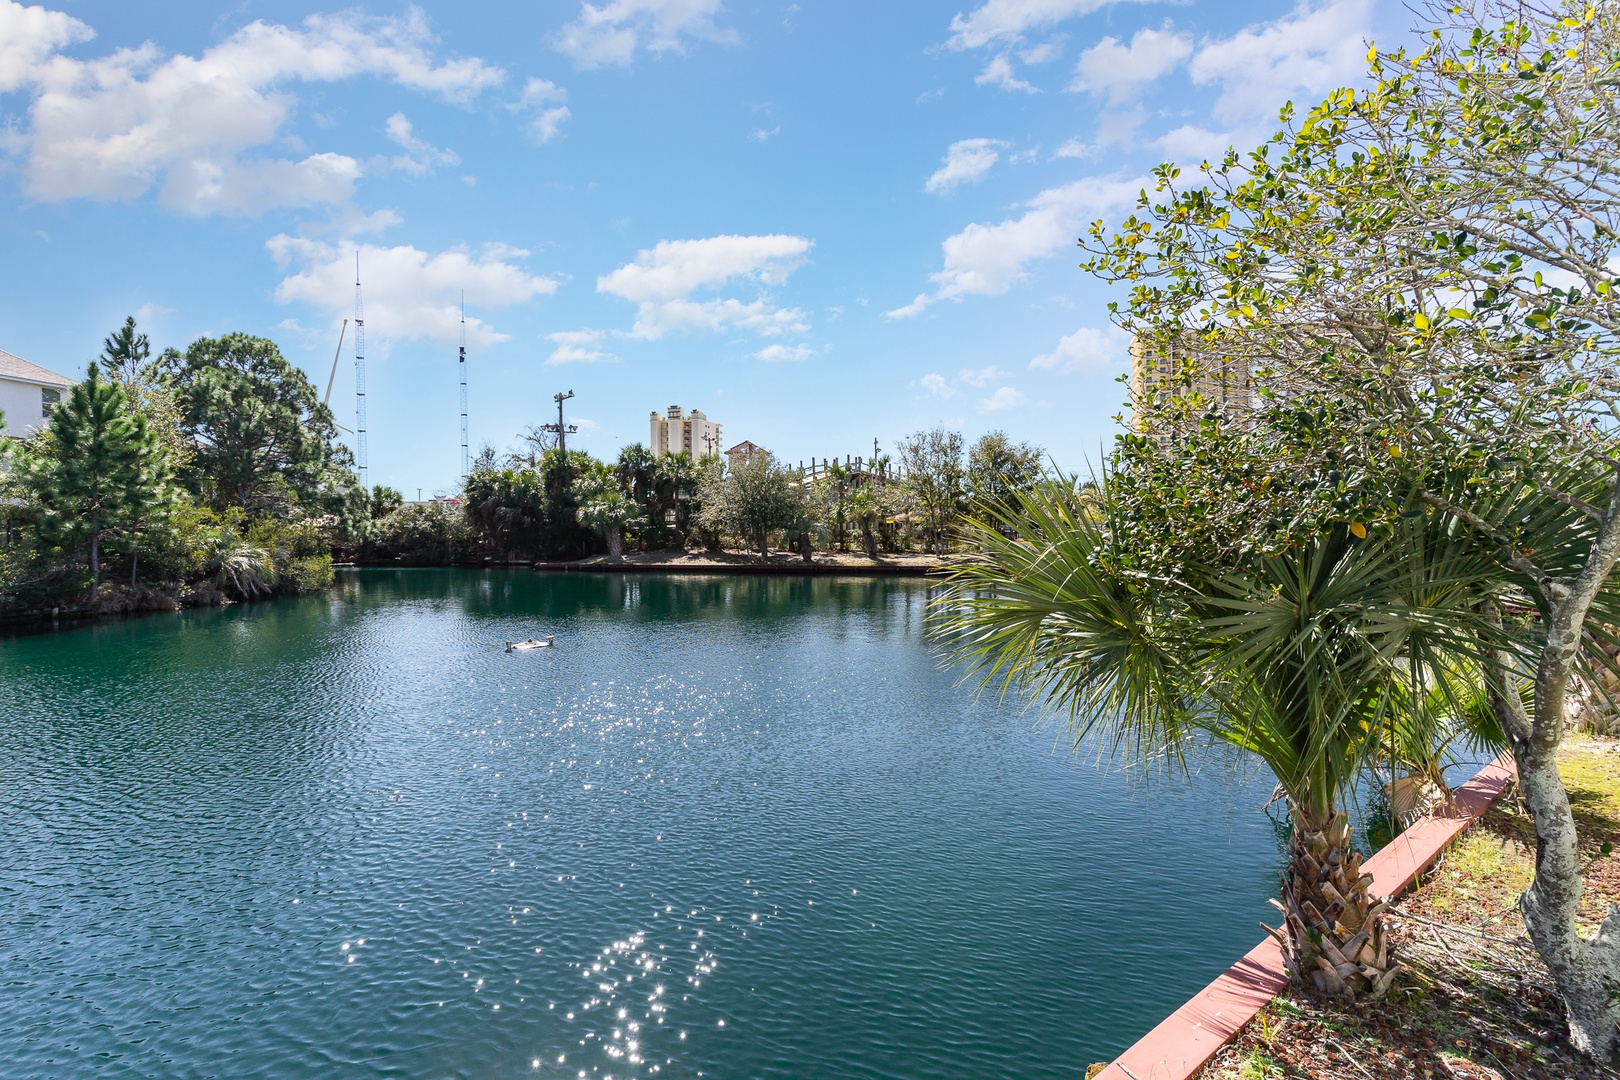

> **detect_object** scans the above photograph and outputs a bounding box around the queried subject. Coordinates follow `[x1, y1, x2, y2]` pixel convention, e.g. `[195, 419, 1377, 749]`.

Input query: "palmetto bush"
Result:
[933, 476, 1512, 999]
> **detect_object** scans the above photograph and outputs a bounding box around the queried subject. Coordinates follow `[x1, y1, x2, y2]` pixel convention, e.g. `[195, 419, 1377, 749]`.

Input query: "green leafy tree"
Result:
[898, 427, 965, 554]
[161, 333, 353, 517]
[20, 366, 172, 597]
[371, 502, 475, 565]
[966, 431, 1043, 516]
[696, 450, 797, 555]
[1078, 0, 1620, 1049]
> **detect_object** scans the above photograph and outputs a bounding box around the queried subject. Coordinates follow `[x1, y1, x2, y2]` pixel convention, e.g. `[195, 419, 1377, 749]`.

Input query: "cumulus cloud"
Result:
[888, 175, 1145, 318]
[974, 54, 1035, 92]
[1030, 325, 1130, 372]
[755, 343, 815, 362]
[946, 0, 1132, 51]
[597, 234, 813, 340]
[0, 0, 91, 93]
[982, 386, 1026, 411]
[1070, 24, 1191, 102]
[554, 0, 738, 69]
[547, 329, 617, 364]
[2, 3, 504, 215]
[385, 113, 459, 175]
[515, 77, 571, 143]
[1052, 137, 1087, 159]
[1190, 0, 1371, 125]
[913, 373, 957, 398]
[269, 235, 557, 348]
[957, 364, 1007, 388]
[925, 138, 1005, 194]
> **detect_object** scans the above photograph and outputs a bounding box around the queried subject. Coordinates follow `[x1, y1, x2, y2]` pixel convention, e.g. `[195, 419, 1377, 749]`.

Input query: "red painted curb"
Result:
[1094, 753, 1518, 1080]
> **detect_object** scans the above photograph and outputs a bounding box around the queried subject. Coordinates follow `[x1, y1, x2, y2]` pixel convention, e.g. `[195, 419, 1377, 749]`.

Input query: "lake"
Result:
[0, 569, 1282, 1078]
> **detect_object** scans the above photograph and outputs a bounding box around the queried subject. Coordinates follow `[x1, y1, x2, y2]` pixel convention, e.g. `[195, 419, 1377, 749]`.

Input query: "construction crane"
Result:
[459, 292, 469, 480]
[354, 252, 368, 489]
[323, 319, 348, 407]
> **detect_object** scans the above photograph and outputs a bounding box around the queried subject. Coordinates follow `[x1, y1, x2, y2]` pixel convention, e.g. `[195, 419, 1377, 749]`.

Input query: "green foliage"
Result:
[369, 485, 403, 520]
[965, 431, 1043, 516]
[15, 365, 174, 594]
[162, 332, 356, 518]
[370, 502, 475, 565]
[936, 476, 1510, 828]
[573, 466, 646, 560]
[898, 427, 965, 554]
[696, 450, 798, 555]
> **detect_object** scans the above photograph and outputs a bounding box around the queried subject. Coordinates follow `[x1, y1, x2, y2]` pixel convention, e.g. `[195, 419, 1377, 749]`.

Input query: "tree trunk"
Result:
[89, 531, 101, 598]
[863, 523, 877, 560]
[1264, 806, 1398, 1002]
[130, 546, 139, 587]
[606, 527, 623, 562]
[800, 530, 814, 564]
[1515, 736, 1620, 1056]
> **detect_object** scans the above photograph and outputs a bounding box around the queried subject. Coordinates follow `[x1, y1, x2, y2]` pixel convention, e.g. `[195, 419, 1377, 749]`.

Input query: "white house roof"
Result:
[0, 349, 74, 389]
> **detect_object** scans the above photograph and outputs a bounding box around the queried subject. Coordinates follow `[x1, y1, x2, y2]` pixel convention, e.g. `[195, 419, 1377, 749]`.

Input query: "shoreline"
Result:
[531, 553, 956, 576]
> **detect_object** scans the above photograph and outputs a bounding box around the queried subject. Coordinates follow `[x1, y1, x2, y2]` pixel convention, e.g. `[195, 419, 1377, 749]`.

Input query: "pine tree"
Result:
[23, 366, 171, 597]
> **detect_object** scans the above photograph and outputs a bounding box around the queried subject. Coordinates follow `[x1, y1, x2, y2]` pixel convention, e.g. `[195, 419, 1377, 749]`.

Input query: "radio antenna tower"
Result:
[459, 291, 469, 480]
[354, 251, 368, 489]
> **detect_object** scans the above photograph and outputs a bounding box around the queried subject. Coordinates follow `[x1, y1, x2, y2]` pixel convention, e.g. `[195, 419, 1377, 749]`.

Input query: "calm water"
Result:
[1, 570, 1282, 1079]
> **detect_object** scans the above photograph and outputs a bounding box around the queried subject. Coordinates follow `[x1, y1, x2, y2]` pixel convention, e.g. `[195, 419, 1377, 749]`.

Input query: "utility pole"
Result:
[542, 389, 577, 457]
[703, 431, 717, 457]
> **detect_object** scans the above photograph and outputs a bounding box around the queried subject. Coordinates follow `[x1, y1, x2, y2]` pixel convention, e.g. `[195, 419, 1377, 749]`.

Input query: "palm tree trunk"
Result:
[1264, 807, 1398, 1001]
[607, 527, 623, 561]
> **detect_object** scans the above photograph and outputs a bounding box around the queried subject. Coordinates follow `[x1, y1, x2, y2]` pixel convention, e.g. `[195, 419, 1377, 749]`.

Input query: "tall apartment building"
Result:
[1128, 335, 1250, 448]
[649, 405, 723, 459]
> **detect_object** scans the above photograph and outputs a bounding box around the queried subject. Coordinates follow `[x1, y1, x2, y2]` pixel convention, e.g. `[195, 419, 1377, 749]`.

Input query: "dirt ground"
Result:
[1198, 737, 1620, 1080]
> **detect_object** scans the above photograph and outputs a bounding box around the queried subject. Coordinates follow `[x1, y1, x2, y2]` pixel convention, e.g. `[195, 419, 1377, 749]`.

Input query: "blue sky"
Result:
[0, 0, 1406, 496]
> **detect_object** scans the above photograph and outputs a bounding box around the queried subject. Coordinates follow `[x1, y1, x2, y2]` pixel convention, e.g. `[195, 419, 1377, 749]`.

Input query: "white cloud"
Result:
[1188, 0, 1372, 127]
[1070, 24, 1191, 103]
[957, 363, 1007, 388]
[755, 343, 814, 362]
[1019, 38, 1065, 64]
[385, 113, 459, 175]
[750, 125, 780, 142]
[1030, 325, 1130, 372]
[554, 0, 738, 69]
[515, 78, 571, 143]
[982, 386, 1026, 411]
[547, 329, 617, 364]
[913, 373, 957, 398]
[1052, 137, 1087, 159]
[889, 175, 1145, 317]
[598, 234, 813, 339]
[974, 54, 1035, 92]
[269, 235, 557, 348]
[925, 138, 1005, 195]
[6, 5, 504, 215]
[946, 0, 1131, 51]
[0, 0, 91, 93]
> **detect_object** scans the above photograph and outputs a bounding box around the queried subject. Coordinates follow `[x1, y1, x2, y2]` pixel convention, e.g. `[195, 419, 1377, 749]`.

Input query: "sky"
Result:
[0, 0, 1411, 497]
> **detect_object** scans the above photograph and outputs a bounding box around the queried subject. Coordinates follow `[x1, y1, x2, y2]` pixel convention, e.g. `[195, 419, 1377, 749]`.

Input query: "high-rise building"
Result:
[649, 405, 724, 459]
[1128, 335, 1250, 448]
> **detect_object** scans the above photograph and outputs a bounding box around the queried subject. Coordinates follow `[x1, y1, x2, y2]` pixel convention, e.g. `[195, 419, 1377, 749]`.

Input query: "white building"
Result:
[0, 349, 74, 439]
[649, 405, 723, 460]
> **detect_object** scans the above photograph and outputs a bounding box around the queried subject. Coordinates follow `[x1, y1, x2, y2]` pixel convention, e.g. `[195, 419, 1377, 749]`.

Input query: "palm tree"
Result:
[849, 484, 881, 560]
[934, 477, 1504, 1000]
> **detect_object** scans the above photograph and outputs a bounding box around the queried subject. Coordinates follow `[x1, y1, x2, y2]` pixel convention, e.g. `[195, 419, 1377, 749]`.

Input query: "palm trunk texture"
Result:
[1265, 808, 1398, 1001]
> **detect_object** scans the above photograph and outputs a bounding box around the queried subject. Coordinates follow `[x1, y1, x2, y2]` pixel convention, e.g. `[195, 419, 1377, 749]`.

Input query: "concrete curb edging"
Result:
[1096, 752, 1519, 1080]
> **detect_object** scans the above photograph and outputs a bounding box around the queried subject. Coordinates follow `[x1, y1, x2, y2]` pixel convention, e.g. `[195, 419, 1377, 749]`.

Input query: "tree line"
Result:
[371, 427, 1044, 565]
[1, 321, 367, 613]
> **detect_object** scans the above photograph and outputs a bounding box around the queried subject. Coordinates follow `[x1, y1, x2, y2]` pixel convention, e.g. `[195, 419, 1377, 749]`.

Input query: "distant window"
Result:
[41, 387, 60, 418]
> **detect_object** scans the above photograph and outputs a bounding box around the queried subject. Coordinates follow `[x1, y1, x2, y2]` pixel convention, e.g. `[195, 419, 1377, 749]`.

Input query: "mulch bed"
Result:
[1199, 739, 1620, 1080]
